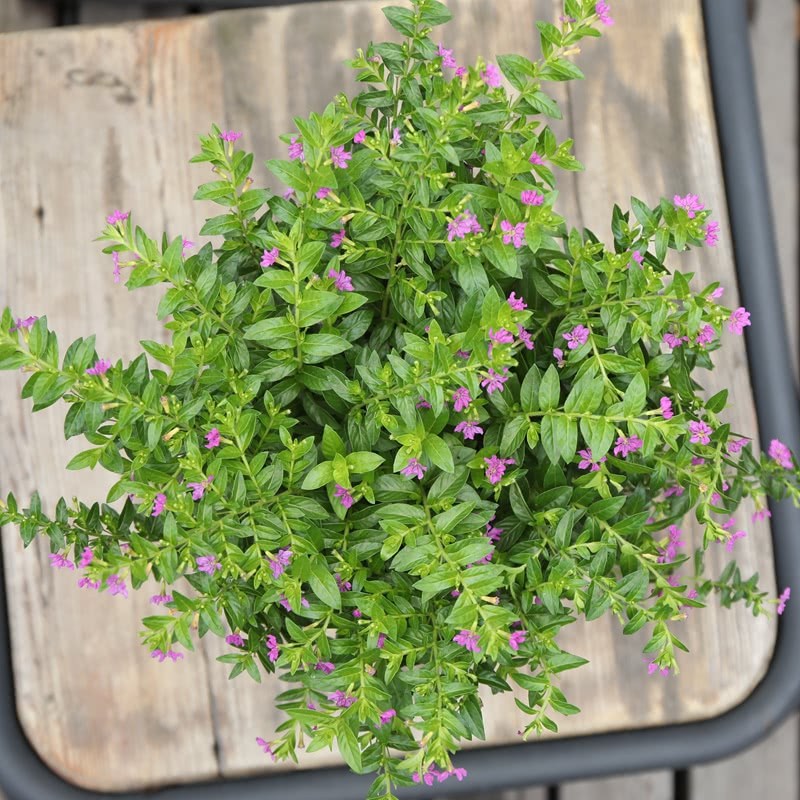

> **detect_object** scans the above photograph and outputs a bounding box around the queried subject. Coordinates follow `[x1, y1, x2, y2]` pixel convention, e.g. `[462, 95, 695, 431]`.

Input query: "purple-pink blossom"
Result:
[509, 630, 527, 651]
[488, 327, 514, 345]
[261, 247, 279, 267]
[613, 435, 643, 457]
[725, 527, 747, 553]
[391, 128, 402, 146]
[49, 553, 74, 570]
[268, 548, 292, 579]
[334, 484, 354, 509]
[753, 507, 772, 523]
[437, 43, 457, 69]
[500, 220, 526, 248]
[480, 367, 508, 394]
[354, 130, 366, 144]
[577, 448, 606, 472]
[196, 555, 222, 575]
[507, 292, 526, 310]
[266, 634, 280, 662]
[225, 633, 245, 647]
[631, 250, 644, 267]
[663, 332, 687, 350]
[107, 574, 128, 598]
[330, 145, 352, 169]
[482, 62, 502, 88]
[328, 268, 354, 292]
[768, 438, 794, 469]
[484, 455, 515, 485]
[86, 359, 111, 376]
[516, 325, 534, 350]
[696, 324, 715, 347]
[454, 420, 484, 440]
[377, 633, 386, 649]
[219, 130, 242, 143]
[728, 307, 751, 335]
[595, 1, 614, 24]
[777, 587, 791, 615]
[78, 577, 100, 590]
[9, 316, 38, 333]
[416, 396, 431, 409]
[727, 437, 749, 454]
[151, 649, 183, 663]
[486, 520, 503, 543]
[520, 190, 544, 207]
[315, 661, 336, 674]
[187, 475, 214, 501]
[563, 324, 590, 350]
[454, 66, 467, 78]
[704, 220, 720, 246]
[688, 420, 713, 445]
[112, 251, 121, 283]
[553, 347, 566, 367]
[352, 609, 362, 618]
[529, 152, 545, 166]
[151, 493, 167, 517]
[327, 690, 357, 708]
[315, 187, 331, 200]
[660, 397, 674, 419]
[150, 593, 173, 605]
[452, 386, 472, 412]
[256, 738, 276, 761]
[378, 708, 396, 726]
[710, 286, 725, 301]
[205, 428, 221, 449]
[288, 136, 304, 161]
[78, 547, 93, 568]
[447, 210, 483, 241]
[657, 524, 685, 563]
[401, 458, 427, 480]
[453, 629, 481, 652]
[182, 239, 194, 256]
[335, 573, 352, 592]
[673, 193, 704, 218]
[106, 210, 129, 225]
[330, 228, 346, 248]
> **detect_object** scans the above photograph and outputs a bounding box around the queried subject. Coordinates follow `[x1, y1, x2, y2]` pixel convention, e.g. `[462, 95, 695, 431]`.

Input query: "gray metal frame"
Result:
[0, 0, 796, 797]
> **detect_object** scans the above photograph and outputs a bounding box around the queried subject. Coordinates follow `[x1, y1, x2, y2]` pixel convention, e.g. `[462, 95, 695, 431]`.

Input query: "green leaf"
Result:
[298, 291, 344, 327]
[309, 559, 342, 609]
[337, 723, 362, 772]
[346, 451, 385, 473]
[520, 365, 541, 412]
[301, 334, 352, 363]
[321, 425, 346, 460]
[382, 5, 416, 36]
[622, 373, 647, 417]
[433, 501, 475, 534]
[422, 434, 454, 473]
[538, 365, 561, 411]
[301, 461, 333, 490]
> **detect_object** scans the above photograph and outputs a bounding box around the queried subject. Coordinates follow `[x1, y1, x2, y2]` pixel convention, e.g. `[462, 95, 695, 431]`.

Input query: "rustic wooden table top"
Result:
[0, 0, 777, 792]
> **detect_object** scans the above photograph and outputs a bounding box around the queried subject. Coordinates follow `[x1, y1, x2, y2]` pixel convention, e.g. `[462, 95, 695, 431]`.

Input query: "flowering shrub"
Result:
[0, 0, 798, 796]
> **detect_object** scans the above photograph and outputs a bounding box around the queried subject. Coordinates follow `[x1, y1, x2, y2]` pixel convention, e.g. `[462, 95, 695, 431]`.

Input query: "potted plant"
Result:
[0, 0, 796, 797]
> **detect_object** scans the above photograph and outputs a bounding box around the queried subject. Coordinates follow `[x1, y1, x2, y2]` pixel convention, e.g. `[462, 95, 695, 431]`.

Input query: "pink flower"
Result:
[327, 690, 357, 708]
[452, 386, 472, 412]
[328, 268, 354, 292]
[453, 629, 481, 652]
[691, 457, 705, 466]
[454, 420, 484, 440]
[330, 145, 352, 169]
[481, 62, 502, 88]
[659, 396, 674, 419]
[334, 484, 354, 509]
[657, 524, 685, 563]
[151, 648, 183, 663]
[704, 220, 720, 246]
[335, 573, 352, 592]
[205, 428, 221, 449]
[728, 306, 750, 336]
[631, 250, 644, 267]
[315, 661, 336, 674]
[315, 187, 331, 200]
[391, 128, 402, 146]
[752, 507, 772, 523]
[378, 709, 396, 726]
[416, 396, 432, 409]
[563, 324, 590, 350]
[256, 738, 276, 761]
[106, 209, 129, 225]
[268, 548, 292, 579]
[728, 437, 749, 454]
[288, 136, 304, 161]
[112, 251, 121, 283]
[107, 574, 128, 598]
[768, 438, 794, 469]
[696, 324, 715, 347]
[647, 659, 670, 677]
[673, 193, 704, 219]
[500, 220, 526, 248]
[78, 577, 100, 590]
[520, 190, 544, 206]
[225, 633, 245, 647]
[663, 485, 684, 499]
[529, 152, 544, 166]
[266, 634, 280, 662]
[261, 247, 279, 267]
[437, 43, 457, 68]
[480, 367, 508, 394]
[330, 228, 346, 248]
[553, 347, 566, 367]
[86, 359, 112, 376]
[447, 210, 483, 241]
[509, 630, 527, 651]
[78, 547, 93, 568]
[49, 553, 74, 570]
[401, 458, 427, 480]
[662, 332, 686, 350]
[516, 325, 534, 350]
[282, 188, 295, 200]
[219, 130, 242, 143]
[454, 66, 467, 78]
[486, 522, 503, 543]
[488, 327, 514, 345]
[577, 448, 606, 472]
[595, 1, 614, 24]
[196, 555, 222, 574]
[688, 420, 713, 445]
[456, 349, 471, 359]
[187, 475, 214, 501]
[182, 239, 194, 255]
[352, 609, 362, 618]
[376, 633, 386, 649]
[710, 286, 725, 301]
[150, 593, 173, 605]
[507, 292, 527, 310]
[725, 528, 747, 553]
[484, 455, 515, 485]
[777, 587, 791, 615]
[9, 315, 38, 332]
[151, 493, 167, 517]
[613, 435, 643, 457]
[354, 130, 366, 144]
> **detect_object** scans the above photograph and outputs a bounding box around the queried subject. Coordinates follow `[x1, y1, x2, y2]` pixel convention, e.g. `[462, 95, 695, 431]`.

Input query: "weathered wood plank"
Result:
[0, 0, 56, 32]
[560, 771, 673, 800]
[689, 712, 799, 798]
[0, 0, 778, 792]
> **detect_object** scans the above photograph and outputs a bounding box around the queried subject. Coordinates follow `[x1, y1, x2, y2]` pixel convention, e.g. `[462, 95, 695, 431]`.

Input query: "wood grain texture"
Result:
[560, 770, 673, 800]
[0, 0, 55, 32]
[0, 0, 778, 792]
[689, 712, 799, 799]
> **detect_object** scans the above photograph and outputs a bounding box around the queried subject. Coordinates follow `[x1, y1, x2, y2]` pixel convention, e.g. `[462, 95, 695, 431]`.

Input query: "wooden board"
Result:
[559, 771, 673, 800]
[0, 0, 778, 792]
[0, 0, 55, 32]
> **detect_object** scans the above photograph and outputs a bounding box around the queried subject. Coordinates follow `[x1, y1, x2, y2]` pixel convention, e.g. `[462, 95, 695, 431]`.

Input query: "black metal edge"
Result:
[0, 0, 797, 797]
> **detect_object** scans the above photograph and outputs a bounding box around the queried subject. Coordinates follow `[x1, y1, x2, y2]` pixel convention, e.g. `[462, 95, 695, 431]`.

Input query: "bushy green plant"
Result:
[0, 0, 796, 796]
